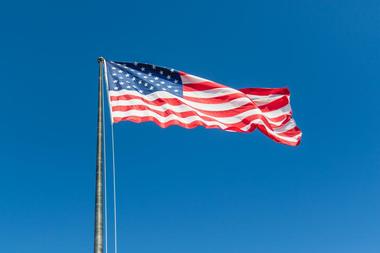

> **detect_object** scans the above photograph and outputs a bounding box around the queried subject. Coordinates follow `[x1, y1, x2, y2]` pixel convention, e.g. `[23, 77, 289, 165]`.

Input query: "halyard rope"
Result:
[102, 87, 109, 253]
[110, 122, 118, 253]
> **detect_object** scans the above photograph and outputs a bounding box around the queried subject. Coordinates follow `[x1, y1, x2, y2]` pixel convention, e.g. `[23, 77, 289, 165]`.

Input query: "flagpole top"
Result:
[97, 57, 105, 63]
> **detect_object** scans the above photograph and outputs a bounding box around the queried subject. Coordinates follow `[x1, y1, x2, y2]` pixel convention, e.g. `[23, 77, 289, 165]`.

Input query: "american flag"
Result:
[104, 60, 302, 146]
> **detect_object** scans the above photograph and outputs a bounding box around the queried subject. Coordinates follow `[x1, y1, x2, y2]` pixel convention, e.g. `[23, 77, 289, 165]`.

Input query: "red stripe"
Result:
[183, 82, 225, 91]
[240, 87, 290, 96]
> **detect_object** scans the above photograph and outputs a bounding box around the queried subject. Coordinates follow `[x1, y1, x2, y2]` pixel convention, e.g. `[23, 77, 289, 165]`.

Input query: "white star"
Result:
[134, 62, 138, 66]
[137, 72, 142, 75]
[174, 89, 179, 92]
[143, 76, 148, 79]
[150, 80, 154, 83]
[160, 70, 164, 75]
[141, 67, 145, 71]
[113, 80, 117, 83]
[160, 81, 165, 84]
[149, 86, 154, 90]
[148, 73, 152, 76]
[168, 85, 172, 88]
[174, 80, 178, 83]
[112, 73, 117, 76]
[154, 77, 159, 80]
[138, 80, 142, 84]
[132, 77, 136, 81]
[119, 76, 124, 79]
[162, 88, 167, 91]
[139, 90, 143, 93]
[170, 68, 174, 72]
[127, 86, 131, 88]
[118, 70, 123, 73]
[112, 67, 116, 70]
[120, 82, 124, 85]
[144, 83, 148, 87]
[125, 74, 130, 77]
[167, 75, 171, 79]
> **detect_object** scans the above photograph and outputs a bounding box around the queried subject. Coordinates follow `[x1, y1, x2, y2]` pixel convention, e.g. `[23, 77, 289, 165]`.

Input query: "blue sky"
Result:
[1, 0, 379, 253]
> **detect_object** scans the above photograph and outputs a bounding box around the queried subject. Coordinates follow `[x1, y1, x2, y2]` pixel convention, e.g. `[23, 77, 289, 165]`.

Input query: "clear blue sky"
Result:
[1, 0, 379, 253]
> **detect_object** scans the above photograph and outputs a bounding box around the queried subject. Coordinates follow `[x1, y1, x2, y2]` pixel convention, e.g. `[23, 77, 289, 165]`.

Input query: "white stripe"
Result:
[180, 74, 211, 84]
[183, 87, 238, 98]
[245, 94, 288, 100]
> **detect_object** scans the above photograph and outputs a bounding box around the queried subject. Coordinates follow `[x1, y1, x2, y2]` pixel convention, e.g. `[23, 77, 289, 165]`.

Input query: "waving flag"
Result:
[104, 60, 302, 146]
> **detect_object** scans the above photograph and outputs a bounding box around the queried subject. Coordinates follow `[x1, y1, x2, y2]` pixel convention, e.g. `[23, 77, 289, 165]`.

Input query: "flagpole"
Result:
[94, 57, 105, 253]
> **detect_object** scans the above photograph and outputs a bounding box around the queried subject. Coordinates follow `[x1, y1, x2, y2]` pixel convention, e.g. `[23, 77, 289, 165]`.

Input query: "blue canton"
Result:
[106, 61, 183, 97]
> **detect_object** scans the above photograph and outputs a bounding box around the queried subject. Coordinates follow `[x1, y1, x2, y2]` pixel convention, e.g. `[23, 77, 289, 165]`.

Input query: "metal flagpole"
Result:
[94, 56, 105, 253]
